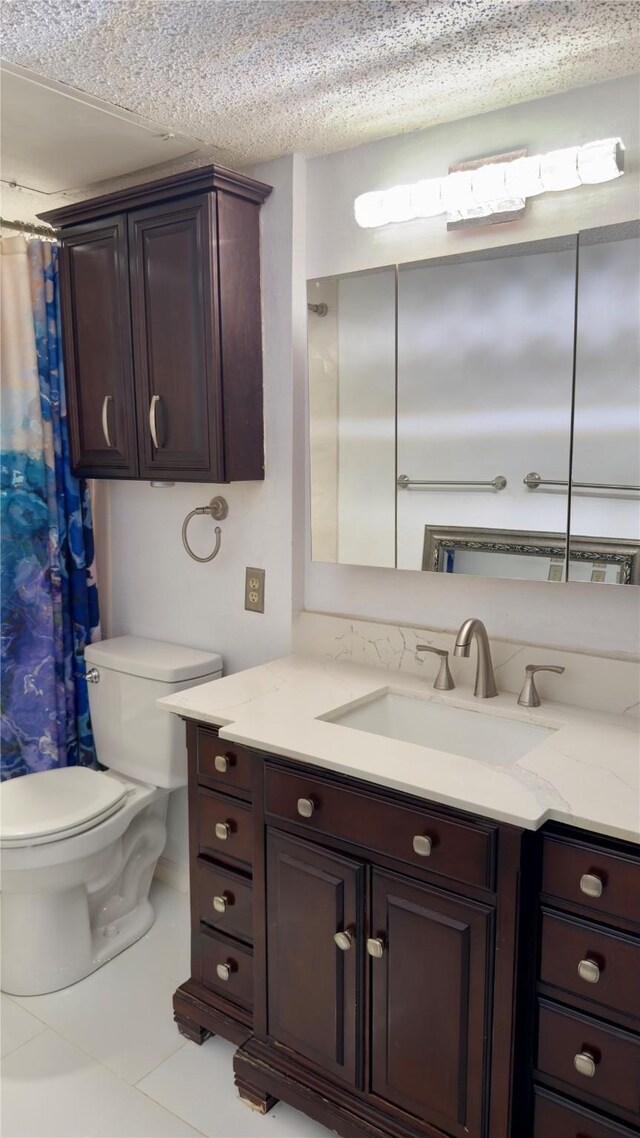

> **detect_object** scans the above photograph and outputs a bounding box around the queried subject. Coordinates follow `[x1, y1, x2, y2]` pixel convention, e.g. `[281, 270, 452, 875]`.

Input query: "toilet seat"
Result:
[0, 767, 130, 848]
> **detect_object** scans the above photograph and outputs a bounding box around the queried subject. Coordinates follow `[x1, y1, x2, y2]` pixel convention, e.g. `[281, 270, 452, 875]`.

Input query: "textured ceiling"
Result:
[2, 0, 639, 167]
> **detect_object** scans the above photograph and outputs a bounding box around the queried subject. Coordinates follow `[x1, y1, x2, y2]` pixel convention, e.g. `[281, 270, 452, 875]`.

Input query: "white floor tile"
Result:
[13, 941, 186, 1084]
[0, 995, 46, 1058]
[138, 1035, 334, 1138]
[0, 1029, 203, 1137]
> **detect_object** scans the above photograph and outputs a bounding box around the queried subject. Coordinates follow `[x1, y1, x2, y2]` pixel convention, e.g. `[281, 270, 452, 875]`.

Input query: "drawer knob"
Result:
[334, 929, 354, 952]
[297, 797, 315, 818]
[413, 834, 433, 857]
[573, 1050, 597, 1078]
[577, 958, 601, 984]
[366, 937, 386, 959]
[213, 893, 231, 913]
[214, 755, 229, 773]
[216, 961, 234, 982]
[580, 873, 603, 898]
[214, 822, 231, 841]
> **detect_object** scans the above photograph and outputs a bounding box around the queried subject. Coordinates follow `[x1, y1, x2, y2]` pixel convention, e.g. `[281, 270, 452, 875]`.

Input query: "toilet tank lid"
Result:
[85, 636, 223, 682]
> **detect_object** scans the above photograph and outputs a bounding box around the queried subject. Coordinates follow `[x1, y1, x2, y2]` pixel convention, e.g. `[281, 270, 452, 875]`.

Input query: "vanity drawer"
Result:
[195, 860, 253, 944]
[197, 790, 253, 869]
[264, 766, 496, 891]
[542, 836, 640, 928]
[197, 729, 253, 795]
[534, 1088, 639, 1138]
[536, 1001, 640, 1119]
[540, 909, 640, 1023]
[195, 928, 253, 1010]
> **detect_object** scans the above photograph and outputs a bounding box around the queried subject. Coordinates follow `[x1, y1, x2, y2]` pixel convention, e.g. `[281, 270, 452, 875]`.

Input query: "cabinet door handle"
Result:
[213, 893, 231, 913]
[413, 834, 433, 857]
[214, 755, 229, 773]
[580, 873, 603, 898]
[214, 822, 231, 840]
[578, 958, 601, 984]
[334, 929, 354, 951]
[101, 395, 113, 448]
[149, 394, 162, 449]
[297, 797, 315, 818]
[366, 937, 385, 959]
[216, 961, 233, 982]
[573, 1050, 597, 1078]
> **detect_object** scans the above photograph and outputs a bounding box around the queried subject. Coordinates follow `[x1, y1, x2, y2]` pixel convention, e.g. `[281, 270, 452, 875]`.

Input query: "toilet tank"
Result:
[84, 637, 222, 789]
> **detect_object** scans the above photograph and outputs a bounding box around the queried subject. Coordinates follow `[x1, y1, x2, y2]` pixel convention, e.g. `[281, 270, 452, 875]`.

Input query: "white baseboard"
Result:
[154, 855, 189, 893]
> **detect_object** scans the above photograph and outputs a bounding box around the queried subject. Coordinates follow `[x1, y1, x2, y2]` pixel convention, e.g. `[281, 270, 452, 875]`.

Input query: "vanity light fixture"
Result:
[353, 138, 625, 229]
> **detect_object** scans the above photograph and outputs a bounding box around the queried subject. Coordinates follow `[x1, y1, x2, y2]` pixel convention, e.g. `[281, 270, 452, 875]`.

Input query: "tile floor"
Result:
[1, 881, 333, 1138]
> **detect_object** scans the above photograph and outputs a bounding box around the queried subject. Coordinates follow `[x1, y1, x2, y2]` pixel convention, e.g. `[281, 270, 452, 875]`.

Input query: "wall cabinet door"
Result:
[370, 869, 492, 1138]
[128, 195, 223, 481]
[59, 216, 138, 477]
[266, 830, 363, 1086]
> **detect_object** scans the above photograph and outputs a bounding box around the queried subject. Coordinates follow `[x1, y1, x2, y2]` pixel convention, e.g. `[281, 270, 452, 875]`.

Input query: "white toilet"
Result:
[0, 636, 221, 996]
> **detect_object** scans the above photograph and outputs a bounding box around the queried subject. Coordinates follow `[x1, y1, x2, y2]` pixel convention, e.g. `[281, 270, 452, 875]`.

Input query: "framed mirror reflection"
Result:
[307, 220, 640, 585]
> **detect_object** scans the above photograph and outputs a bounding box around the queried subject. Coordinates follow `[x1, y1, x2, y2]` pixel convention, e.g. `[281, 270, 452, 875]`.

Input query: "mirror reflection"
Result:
[307, 222, 640, 585]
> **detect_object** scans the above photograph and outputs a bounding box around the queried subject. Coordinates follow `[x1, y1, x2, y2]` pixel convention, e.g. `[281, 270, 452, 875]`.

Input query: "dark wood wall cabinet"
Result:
[39, 165, 271, 482]
[173, 724, 640, 1138]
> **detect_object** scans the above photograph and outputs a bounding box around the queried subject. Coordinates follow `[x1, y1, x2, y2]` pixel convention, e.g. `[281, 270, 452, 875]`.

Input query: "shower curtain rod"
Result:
[0, 216, 58, 239]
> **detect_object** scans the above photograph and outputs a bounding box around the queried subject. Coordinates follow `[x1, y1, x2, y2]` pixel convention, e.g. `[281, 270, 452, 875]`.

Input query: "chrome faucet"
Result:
[453, 618, 498, 698]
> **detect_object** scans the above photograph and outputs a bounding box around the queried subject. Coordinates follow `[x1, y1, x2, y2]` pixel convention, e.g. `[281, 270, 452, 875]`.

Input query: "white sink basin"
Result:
[323, 692, 556, 765]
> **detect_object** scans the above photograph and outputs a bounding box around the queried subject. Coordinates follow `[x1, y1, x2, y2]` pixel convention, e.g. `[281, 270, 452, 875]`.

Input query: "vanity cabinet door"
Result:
[266, 830, 363, 1087]
[128, 194, 224, 481]
[370, 869, 492, 1138]
[59, 216, 138, 477]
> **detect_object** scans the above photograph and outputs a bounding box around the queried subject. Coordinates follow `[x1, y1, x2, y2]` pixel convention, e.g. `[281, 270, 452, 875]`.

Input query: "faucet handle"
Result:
[517, 664, 565, 708]
[416, 645, 455, 691]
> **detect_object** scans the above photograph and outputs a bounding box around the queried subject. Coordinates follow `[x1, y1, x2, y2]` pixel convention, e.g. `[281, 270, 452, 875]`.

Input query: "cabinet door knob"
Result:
[214, 755, 229, 773]
[366, 937, 385, 959]
[101, 395, 113, 448]
[413, 834, 433, 857]
[214, 822, 231, 841]
[334, 930, 354, 951]
[297, 797, 315, 818]
[216, 961, 233, 982]
[580, 873, 603, 898]
[213, 893, 231, 913]
[573, 1050, 597, 1078]
[578, 958, 601, 984]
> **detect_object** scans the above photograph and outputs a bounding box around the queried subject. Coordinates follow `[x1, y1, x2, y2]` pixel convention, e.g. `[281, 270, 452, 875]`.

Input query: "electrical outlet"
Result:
[245, 567, 265, 613]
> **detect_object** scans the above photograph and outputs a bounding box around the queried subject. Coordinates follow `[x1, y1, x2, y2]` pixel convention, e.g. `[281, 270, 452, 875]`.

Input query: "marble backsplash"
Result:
[294, 611, 640, 719]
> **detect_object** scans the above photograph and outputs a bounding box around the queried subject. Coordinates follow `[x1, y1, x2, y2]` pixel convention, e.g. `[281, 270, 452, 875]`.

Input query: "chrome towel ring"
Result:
[181, 496, 229, 563]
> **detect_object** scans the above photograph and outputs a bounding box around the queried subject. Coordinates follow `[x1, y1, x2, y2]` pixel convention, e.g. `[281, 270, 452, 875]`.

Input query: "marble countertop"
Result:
[159, 655, 640, 843]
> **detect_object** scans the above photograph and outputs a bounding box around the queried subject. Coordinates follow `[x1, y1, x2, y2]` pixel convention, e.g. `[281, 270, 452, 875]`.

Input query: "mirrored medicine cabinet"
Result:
[307, 220, 640, 585]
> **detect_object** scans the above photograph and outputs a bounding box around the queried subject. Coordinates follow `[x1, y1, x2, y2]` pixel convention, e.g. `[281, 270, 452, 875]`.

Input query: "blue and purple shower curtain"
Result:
[1, 237, 100, 779]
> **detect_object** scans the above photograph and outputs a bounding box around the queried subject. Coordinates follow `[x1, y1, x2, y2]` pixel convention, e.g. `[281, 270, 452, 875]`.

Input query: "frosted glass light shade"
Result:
[504, 156, 544, 198]
[472, 163, 507, 205]
[540, 147, 580, 192]
[578, 138, 624, 184]
[409, 178, 443, 218]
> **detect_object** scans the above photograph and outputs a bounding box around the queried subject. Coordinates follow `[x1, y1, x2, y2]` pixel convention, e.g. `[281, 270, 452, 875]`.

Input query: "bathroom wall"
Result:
[303, 75, 640, 655]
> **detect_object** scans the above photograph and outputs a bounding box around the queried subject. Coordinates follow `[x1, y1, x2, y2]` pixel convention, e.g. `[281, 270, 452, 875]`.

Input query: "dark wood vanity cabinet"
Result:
[40, 165, 271, 482]
[532, 829, 640, 1137]
[173, 727, 640, 1138]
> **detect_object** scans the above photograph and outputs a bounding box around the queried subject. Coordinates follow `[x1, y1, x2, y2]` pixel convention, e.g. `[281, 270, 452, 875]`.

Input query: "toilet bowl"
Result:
[0, 636, 222, 995]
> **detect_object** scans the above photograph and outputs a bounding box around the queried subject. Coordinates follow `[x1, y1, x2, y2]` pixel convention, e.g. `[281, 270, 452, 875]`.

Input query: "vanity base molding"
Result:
[234, 1038, 456, 1138]
[173, 979, 251, 1047]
